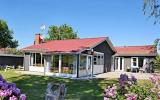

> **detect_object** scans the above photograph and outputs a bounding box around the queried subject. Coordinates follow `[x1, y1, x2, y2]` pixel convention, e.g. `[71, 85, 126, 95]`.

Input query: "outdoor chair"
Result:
[45, 82, 67, 100]
[18, 65, 24, 70]
[139, 68, 144, 73]
[131, 67, 139, 73]
[6, 65, 15, 69]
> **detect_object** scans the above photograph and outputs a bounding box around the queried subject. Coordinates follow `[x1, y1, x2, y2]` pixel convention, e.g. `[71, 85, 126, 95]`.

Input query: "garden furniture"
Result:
[45, 82, 66, 100]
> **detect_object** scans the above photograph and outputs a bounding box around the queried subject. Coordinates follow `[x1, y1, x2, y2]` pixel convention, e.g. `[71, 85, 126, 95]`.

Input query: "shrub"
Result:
[0, 74, 26, 100]
[104, 74, 157, 100]
[154, 55, 160, 71]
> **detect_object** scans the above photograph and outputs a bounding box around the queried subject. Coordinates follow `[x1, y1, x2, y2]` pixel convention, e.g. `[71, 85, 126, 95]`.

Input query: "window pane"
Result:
[80, 55, 86, 70]
[132, 58, 137, 66]
[32, 53, 44, 67]
[51, 55, 59, 73]
[133, 62, 137, 66]
[133, 58, 136, 61]
[62, 55, 76, 74]
[93, 53, 104, 65]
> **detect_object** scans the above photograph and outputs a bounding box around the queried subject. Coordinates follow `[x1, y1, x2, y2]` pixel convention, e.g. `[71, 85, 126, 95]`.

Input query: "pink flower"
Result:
[145, 96, 152, 100]
[125, 93, 137, 100]
[104, 97, 110, 100]
[20, 94, 26, 100]
[157, 91, 160, 99]
[149, 74, 160, 84]
[104, 84, 117, 99]
[9, 95, 17, 100]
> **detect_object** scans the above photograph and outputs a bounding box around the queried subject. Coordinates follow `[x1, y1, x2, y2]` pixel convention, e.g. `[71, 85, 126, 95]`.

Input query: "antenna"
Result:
[40, 24, 46, 32]
[40, 24, 46, 39]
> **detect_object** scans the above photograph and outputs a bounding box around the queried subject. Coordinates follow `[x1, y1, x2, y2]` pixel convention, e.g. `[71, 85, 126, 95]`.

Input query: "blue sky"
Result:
[0, 0, 160, 48]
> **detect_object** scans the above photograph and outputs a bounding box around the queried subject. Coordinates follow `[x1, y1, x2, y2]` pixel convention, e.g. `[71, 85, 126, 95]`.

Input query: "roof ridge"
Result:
[115, 45, 154, 48]
[45, 37, 108, 43]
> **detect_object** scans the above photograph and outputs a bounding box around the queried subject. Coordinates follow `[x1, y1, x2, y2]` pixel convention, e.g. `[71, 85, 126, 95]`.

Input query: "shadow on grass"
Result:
[4, 73, 117, 100]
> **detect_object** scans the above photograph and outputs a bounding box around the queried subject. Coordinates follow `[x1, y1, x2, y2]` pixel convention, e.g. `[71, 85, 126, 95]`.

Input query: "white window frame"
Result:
[30, 53, 44, 67]
[131, 57, 138, 68]
[93, 52, 104, 65]
[115, 57, 124, 71]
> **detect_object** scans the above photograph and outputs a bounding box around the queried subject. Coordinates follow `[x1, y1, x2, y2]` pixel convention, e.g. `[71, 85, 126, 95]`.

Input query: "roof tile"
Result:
[22, 37, 107, 53]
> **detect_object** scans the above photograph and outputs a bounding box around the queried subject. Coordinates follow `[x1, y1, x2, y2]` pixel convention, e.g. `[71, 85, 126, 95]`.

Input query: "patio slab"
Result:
[16, 71, 158, 80]
[16, 71, 45, 76]
[94, 71, 158, 80]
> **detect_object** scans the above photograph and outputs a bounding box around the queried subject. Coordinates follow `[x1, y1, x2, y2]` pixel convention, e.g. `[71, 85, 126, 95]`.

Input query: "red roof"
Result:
[22, 37, 114, 53]
[115, 45, 157, 56]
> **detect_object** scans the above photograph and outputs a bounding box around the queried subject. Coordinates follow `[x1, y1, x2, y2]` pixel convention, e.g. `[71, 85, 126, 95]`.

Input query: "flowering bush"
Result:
[104, 84, 117, 99]
[0, 74, 26, 100]
[149, 74, 160, 99]
[104, 74, 157, 100]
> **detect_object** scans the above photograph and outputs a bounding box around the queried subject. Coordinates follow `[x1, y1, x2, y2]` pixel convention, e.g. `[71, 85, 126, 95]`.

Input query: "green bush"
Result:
[154, 55, 160, 71]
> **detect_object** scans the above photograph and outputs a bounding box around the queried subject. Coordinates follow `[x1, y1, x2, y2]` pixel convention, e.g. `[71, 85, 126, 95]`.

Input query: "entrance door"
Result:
[87, 56, 92, 75]
[115, 57, 124, 71]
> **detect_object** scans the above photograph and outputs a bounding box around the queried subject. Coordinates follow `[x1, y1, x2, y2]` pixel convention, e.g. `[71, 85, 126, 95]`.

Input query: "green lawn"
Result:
[0, 70, 117, 100]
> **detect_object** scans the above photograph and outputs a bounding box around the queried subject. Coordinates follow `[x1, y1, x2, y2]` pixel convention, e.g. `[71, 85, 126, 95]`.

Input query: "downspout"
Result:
[76, 54, 80, 78]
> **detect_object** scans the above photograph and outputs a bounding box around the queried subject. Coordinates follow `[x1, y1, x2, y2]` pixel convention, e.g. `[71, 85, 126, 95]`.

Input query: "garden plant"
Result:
[0, 75, 26, 100]
[104, 74, 160, 100]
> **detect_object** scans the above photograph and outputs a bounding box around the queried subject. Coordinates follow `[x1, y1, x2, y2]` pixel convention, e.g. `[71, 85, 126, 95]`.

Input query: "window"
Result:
[94, 56, 97, 65]
[93, 53, 104, 65]
[61, 55, 76, 74]
[115, 58, 118, 70]
[80, 55, 87, 70]
[51, 55, 59, 73]
[31, 53, 44, 67]
[132, 58, 137, 67]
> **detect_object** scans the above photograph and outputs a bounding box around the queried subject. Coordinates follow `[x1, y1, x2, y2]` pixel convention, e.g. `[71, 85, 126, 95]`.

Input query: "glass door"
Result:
[115, 57, 124, 71]
[87, 56, 92, 75]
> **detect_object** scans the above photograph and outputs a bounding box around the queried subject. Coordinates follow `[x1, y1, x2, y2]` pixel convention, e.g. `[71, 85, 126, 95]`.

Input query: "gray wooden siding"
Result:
[124, 57, 131, 71]
[115, 56, 156, 71]
[0, 56, 23, 67]
[92, 41, 115, 72]
[24, 53, 30, 71]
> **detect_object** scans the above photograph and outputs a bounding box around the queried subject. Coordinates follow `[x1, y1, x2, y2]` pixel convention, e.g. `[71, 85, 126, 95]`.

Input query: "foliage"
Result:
[104, 74, 157, 100]
[45, 24, 78, 41]
[154, 55, 160, 70]
[0, 74, 26, 100]
[7, 48, 24, 55]
[154, 38, 160, 47]
[0, 19, 18, 48]
[143, 0, 160, 24]
[149, 74, 160, 98]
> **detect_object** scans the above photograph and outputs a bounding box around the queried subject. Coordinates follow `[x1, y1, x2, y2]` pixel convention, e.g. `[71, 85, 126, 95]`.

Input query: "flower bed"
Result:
[0, 75, 26, 100]
[104, 74, 159, 100]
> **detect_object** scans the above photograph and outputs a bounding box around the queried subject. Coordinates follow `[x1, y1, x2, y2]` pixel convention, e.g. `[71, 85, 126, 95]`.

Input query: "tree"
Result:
[154, 55, 160, 71]
[45, 24, 78, 40]
[154, 38, 160, 47]
[0, 19, 18, 48]
[143, 0, 160, 24]
[7, 48, 24, 55]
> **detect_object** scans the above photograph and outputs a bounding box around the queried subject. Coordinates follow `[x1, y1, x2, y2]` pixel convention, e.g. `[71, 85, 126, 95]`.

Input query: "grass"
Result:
[0, 70, 117, 100]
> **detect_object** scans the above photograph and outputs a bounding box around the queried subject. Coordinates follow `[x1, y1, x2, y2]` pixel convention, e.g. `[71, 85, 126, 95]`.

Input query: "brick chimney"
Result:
[34, 34, 43, 45]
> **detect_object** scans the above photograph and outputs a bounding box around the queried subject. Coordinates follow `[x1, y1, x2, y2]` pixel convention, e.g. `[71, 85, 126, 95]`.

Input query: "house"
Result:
[22, 34, 116, 78]
[0, 48, 23, 67]
[113, 45, 157, 72]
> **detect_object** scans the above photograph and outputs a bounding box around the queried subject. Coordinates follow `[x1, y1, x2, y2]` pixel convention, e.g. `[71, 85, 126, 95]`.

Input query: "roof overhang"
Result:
[79, 37, 116, 53]
[113, 53, 157, 57]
